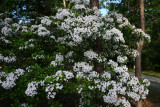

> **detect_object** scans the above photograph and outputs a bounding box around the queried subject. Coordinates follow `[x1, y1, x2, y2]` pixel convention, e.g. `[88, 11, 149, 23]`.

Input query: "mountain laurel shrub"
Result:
[0, 0, 150, 107]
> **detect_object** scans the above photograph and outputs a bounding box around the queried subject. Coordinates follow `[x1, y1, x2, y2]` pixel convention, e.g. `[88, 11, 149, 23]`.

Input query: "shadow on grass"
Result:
[147, 88, 160, 104]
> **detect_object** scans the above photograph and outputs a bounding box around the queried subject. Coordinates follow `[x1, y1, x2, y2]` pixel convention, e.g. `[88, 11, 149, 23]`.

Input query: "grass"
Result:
[147, 89, 160, 104]
[128, 69, 160, 78]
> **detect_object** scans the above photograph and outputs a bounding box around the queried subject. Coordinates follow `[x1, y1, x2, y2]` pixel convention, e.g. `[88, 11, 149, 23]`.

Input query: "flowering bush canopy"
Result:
[0, 0, 150, 106]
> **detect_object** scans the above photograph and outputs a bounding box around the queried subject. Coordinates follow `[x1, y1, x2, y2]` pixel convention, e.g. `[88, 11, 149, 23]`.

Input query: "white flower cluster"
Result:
[25, 66, 32, 72]
[21, 103, 29, 107]
[127, 92, 140, 101]
[0, 54, 16, 63]
[104, 28, 125, 43]
[65, 51, 73, 58]
[127, 76, 139, 86]
[0, 37, 12, 43]
[12, 23, 20, 33]
[50, 53, 64, 66]
[45, 85, 57, 99]
[73, 62, 113, 93]
[126, 76, 149, 101]
[1, 26, 12, 36]
[72, 0, 89, 5]
[55, 9, 74, 20]
[2, 18, 12, 25]
[112, 13, 130, 28]
[101, 71, 111, 80]
[71, 0, 81, 3]
[40, 16, 52, 26]
[84, 50, 106, 63]
[42, 70, 74, 99]
[15, 68, 25, 76]
[38, 26, 50, 37]
[133, 28, 151, 42]
[25, 81, 39, 96]
[103, 89, 117, 104]
[32, 55, 44, 60]
[111, 13, 151, 42]
[19, 39, 35, 50]
[54, 6, 104, 46]
[115, 97, 131, 107]
[117, 56, 127, 63]
[143, 79, 150, 87]
[75, 4, 85, 10]
[77, 85, 84, 94]
[31, 24, 50, 37]
[108, 60, 118, 68]
[84, 51, 98, 60]
[131, 49, 139, 58]
[65, 51, 74, 62]
[22, 26, 28, 32]
[121, 45, 139, 58]
[1, 18, 21, 36]
[25, 80, 45, 97]
[54, 70, 74, 81]
[104, 59, 149, 104]
[0, 68, 25, 89]
[102, 79, 131, 106]
[73, 62, 93, 73]
[93, 7, 101, 16]
[105, 17, 114, 23]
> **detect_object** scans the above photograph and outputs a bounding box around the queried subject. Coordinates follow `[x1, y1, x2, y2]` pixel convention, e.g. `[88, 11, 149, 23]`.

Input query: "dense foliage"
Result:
[0, 0, 68, 23]
[0, 0, 150, 106]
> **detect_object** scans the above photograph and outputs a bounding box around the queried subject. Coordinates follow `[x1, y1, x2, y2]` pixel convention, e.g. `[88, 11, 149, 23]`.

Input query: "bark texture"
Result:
[136, 0, 145, 80]
[136, 101, 142, 107]
[90, 0, 99, 8]
[63, 0, 66, 7]
[90, 0, 104, 74]
[136, 0, 145, 107]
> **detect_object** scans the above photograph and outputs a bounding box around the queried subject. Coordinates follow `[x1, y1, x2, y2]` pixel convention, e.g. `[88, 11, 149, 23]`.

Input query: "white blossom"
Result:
[73, 62, 93, 73]
[38, 26, 50, 37]
[117, 56, 127, 63]
[1, 26, 12, 36]
[25, 81, 39, 96]
[41, 16, 52, 26]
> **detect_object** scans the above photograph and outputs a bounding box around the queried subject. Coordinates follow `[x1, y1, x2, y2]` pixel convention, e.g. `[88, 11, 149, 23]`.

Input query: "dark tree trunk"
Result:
[90, 0, 99, 8]
[136, 0, 145, 107]
[90, 0, 104, 74]
[135, 41, 143, 80]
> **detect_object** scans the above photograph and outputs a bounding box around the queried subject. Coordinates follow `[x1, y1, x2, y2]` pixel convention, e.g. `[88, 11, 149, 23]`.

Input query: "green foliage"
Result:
[0, 0, 66, 23]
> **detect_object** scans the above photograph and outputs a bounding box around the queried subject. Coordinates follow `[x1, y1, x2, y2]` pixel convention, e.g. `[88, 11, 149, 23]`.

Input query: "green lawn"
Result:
[128, 69, 160, 78]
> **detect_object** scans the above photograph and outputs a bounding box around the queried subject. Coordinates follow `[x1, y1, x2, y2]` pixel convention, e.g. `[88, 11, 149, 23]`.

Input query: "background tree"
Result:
[136, 0, 145, 106]
[0, 0, 66, 23]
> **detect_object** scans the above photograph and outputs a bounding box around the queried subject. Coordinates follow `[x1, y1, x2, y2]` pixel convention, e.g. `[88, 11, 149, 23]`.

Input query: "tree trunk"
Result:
[68, 0, 72, 8]
[90, 0, 104, 74]
[90, 0, 99, 8]
[136, 0, 145, 107]
[63, 0, 66, 7]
